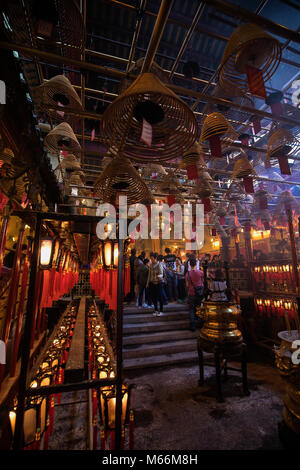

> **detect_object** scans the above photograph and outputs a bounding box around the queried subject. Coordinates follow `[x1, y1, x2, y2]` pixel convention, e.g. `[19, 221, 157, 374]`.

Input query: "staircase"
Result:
[123, 303, 199, 371]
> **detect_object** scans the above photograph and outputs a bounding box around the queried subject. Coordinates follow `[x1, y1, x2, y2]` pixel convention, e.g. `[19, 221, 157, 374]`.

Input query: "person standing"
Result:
[134, 251, 145, 306]
[158, 254, 168, 305]
[147, 253, 164, 316]
[163, 247, 178, 302]
[185, 257, 204, 331]
[176, 257, 186, 303]
[129, 248, 137, 302]
[136, 258, 150, 308]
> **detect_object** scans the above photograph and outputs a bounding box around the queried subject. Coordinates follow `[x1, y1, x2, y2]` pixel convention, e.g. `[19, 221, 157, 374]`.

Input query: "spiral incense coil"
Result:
[158, 170, 184, 194]
[94, 154, 154, 205]
[34, 75, 82, 119]
[101, 72, 198, 163]
[60, 153, 81, 171]
[142, 163, 167, 178]
[200, 112, 237, 153]
[219, 24, 281, 96]
[180, 141, 207, 169]
[119, 58, 170, 94]
[44, 122, 81, 155]
[267, 129, 299, 163]
[192, 173, 213, 199]
[231, 157, 257, 179]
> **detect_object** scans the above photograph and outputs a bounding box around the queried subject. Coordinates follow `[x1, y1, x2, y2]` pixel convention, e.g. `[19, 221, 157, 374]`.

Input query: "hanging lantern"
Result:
[219, 23, 281, 98]
[34, 75, 82, 119]
[99, 385, 129, 432]
[101, 72, 198, 163]
[266, 129, 300, 176]
[44, 122, 81, 155]
[231, 156, 257, 194]
[113, 242, 119, 268]
[200, 112, 237, 159]
[94, 155, 153, 205]
[40, 238, 55, 269]
[103, 240, 113, 269]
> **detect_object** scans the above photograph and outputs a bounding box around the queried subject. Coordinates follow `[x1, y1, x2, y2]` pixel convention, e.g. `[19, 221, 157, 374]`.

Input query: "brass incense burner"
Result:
[275, 330, 300, 435]
[196, 301, 243, 355]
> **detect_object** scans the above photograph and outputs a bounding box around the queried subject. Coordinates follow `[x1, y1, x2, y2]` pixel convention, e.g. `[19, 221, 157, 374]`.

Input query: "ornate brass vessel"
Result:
[196, 301, 243, 355]
[274, 330, 300, 435]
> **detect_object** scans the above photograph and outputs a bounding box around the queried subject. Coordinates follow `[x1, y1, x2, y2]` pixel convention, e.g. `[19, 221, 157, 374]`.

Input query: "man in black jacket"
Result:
[163, 247, 178, 302]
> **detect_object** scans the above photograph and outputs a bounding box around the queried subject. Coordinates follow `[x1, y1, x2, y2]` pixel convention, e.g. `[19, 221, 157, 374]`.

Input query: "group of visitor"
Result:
[129, 248, 228, 330]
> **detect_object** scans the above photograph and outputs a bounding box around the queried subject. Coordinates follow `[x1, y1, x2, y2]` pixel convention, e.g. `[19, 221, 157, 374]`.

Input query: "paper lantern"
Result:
[200, 112, 237, 159]
[219, 24, 281, 98]
[101, 72, 198, 163]
[94, 155, 153, 205]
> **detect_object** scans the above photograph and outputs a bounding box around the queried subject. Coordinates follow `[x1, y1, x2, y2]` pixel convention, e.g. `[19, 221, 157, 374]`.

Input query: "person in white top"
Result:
[208, 269, 228, 302]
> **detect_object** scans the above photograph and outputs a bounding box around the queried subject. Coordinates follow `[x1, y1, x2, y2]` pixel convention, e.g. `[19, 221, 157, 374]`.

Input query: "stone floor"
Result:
[125, 358, 287, 450]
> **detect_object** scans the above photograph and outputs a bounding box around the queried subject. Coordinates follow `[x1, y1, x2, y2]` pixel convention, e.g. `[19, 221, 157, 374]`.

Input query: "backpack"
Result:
[188, 272, 204, 304]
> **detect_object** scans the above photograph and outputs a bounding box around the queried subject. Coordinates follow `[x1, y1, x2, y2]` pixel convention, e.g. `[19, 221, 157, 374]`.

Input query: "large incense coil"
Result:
[94, 155, 154, 205]
[119, 58, 169, 94]
[267, 129, 299, 162]
[219, 23, 281, 96]
[101, 72, 198, 163]
[192, 178, 213, 199]
[34, 75, 82, 119]
[142, 163, 167, 178]
[44, 122, 81, 155]
[200, 112, 237, 151]
[231, 157, 257, 179]
[180, 142, 206, 168]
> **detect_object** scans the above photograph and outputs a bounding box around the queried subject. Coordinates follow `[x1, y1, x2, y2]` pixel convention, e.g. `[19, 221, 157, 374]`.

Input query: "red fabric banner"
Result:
[202, 198, 211, 213]
[243, 176, 254, 194]
[208, 135, 222, 158]
[278, 156, 291, 175]
[186, 164, 198, 180]
[245, 64, 267, 99]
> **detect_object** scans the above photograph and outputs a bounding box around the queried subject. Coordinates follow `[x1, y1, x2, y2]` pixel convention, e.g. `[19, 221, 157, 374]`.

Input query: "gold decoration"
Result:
[219, 23, 281, 96]
[101, 72, 198, 163]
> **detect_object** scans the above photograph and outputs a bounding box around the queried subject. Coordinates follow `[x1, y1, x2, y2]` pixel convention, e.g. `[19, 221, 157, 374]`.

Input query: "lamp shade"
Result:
[44, 122, 81, 155]
[94, 155, 154, 205]
[219, 23, 281, 97]
[101, 72, 198, 163]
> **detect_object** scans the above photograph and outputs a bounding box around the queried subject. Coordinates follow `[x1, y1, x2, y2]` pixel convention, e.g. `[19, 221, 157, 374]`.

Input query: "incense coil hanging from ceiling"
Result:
[180, 142, 206, 168]
[101, 73, 198, 163]
[94, 155, 154, 205]
[34, 75, 82, 120]
[219, 24, 281, 97]
[200, 112, 237, 157]
[231, 157, 257, 179]
[266, 129, 299, 165]
[119, 58, 170, 94]
[44, 122, 81, 155]
[158, 170, 184, 195]
[2, 0, 84, 60]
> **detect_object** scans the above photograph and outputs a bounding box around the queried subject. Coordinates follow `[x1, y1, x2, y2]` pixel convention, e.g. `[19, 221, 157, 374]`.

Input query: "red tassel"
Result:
[278, 156, 291, 175]
[209, 135, 222, 158]
[129, 410, 134, 451]
[186, 164, 198, 180]
[219, 216, 225, 225]
[243, 176, 254, 194]
[49, 396, 55, 435]
[245, 64, 267, 99]
[100, 427, 106, 450]
[202, 198, 211, 213]
[167, 195, 176, 206]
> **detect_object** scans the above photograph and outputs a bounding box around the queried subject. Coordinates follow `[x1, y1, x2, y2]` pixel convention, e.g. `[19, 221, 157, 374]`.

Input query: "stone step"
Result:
[123, 319, 190, 335]
[124, 302, 188, 315]
[124, 311, 189, 324]
[124, 350, 199, 370]
[123, 338, 198, 359]
[123, 328, 198, 346]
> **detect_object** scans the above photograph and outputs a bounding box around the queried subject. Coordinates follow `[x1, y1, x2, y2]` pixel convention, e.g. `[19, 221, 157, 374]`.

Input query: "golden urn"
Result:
[196, 301, 243, 355]
[274, 330, 300, 435]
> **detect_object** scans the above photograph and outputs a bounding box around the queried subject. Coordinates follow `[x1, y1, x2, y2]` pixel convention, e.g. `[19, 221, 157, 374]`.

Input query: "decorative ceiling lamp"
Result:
[231, 156, 257, 194]
[266, 129, 299, 176]
[94, 154, 154, 205]
[34, 75, 82, 119]
[180, 142, 206, 180]
[44, 122, 81, 155]
[200, 112, 237, 159]
[219, 24, 281, 98]
[101, 72, 198, 163]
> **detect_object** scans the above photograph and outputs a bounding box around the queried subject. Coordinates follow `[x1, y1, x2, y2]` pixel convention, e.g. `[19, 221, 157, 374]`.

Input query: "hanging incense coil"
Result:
[101, 72, 198, 163]
[44, 122, 81, 155]
[266, 129, 299, 163]
[219, 23, 281, 97]
[192, 173, 213, 199]
[119, 58, 170, 93]
[231, 157, 257, 179]
[158, 170, 184, 195]
[200, 112, 237, 158]
[94, 154, 154, 205]
[142, 163, 167, 178]
[34, 75, 82, 119]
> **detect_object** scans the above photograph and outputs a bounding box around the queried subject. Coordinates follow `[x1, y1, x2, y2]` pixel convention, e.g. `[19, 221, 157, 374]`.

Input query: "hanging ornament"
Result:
[266, 129, 300, 176]
[200, 112, 237, 159]
[231, 156, 257, 194]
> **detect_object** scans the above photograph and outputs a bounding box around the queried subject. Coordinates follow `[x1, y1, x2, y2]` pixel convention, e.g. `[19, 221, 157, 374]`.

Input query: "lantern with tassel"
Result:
[219, 23, 281, 98]
[200, 112, 237, 159]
